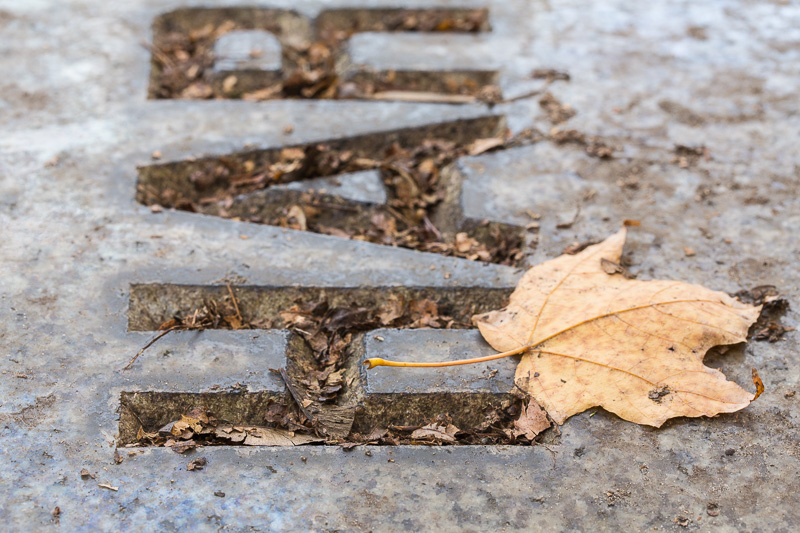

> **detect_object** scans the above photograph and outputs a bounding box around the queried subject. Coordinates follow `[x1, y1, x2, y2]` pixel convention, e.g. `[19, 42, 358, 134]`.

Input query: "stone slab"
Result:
[276, 169, 387, 205]
[119, 330, 287, 392]
[213, 29, 283, 72]
[1, 0, 799, 531]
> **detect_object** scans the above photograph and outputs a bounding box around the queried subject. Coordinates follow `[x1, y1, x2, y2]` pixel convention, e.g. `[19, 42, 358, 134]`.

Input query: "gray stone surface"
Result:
[349, 32, 501, 70]
[120, 330, 287, 392]
[213, 29, 283, 72]
[276, 169, 387, 205]
[1, 0, 799, 531]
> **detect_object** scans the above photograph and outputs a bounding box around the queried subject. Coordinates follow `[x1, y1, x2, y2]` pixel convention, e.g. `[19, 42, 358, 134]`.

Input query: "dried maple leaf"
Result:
[364, 226, 764, 428]
[473, 227, 762, 426]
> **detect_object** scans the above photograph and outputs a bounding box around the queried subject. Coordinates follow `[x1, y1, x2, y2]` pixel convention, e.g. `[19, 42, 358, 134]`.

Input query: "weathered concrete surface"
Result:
[1, 0, 799, 531]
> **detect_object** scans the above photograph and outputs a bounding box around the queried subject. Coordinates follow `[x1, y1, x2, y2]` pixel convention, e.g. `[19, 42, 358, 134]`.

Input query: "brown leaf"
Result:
[467, 137, 505, 156]
[378, 294, 407, 325]
[473, 227, 762, 427]
[513, 401, 551, 440]
[286, 205, 307, 231]
[408, 299, 439, 326]
[410, 423, 460, 443]
[539, 92, 576, 124]
[214, 425, 323, 446]
[224, 315, 243, 330]
[168, 439, 197, 454]
[171, 414, 203, 436]
[187, 457, 207, 471]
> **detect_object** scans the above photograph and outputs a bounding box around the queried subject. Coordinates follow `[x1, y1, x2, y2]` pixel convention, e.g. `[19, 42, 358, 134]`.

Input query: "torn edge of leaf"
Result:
[751, 368, 765, 401]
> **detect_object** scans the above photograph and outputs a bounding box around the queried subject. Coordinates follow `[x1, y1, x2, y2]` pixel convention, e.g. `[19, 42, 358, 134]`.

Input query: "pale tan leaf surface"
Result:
[474, 227, 762, 427]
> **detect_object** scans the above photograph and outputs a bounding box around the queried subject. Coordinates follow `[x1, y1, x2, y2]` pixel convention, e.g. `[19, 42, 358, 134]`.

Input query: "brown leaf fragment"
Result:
[80, 468, 95, 480]
[468, 137, 505, 156]
[187, 457, 207, 471]
[531, 69, 571, 81]
[365, 428, 389, 442]
[410, 423, 460, 443]
[733, 285, 780, 306]
[563, 240, 599, 255]
[753, 322, 793, 342]
[600, 258, 634, 279]
[473, 227, 762, 427]
[513, 401, 551, 440]
[168, 439, 197, 454]
[378, 294, 407, 325]
[751, 368, 765, 400]
[214, 425, 323, 446]
[286, 205, 307, 231]
[539, 92, 577, 124]
[409, 299, 440, 327]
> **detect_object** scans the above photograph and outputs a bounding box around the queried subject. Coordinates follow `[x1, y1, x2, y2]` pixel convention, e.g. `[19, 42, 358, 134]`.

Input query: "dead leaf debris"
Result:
[734, 285, 792, 342]
[539, 92, 576, 125]
[139, 133, 525, 267]
[130, 399, 539, 449]
[128, 290, 546, 447]
[149, 9, 495, 102]
[548, 127, 616, 159]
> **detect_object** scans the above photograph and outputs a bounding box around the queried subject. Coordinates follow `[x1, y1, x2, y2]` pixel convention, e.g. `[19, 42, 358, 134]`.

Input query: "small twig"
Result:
[384, 206, 414, 227]
[423, 217, 443, 240]
[140, 41, 174, 68]
[305, 201, 361, 212]
[535, 443, 558, 468]
[123, 326, 180, 370]
[498, 86, 548, 104]
[226, 283, 242, 323]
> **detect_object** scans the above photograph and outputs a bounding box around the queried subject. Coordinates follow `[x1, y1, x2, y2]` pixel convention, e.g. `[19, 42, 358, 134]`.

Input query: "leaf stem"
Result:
[362, 344, 532, 369]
